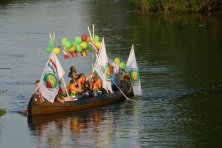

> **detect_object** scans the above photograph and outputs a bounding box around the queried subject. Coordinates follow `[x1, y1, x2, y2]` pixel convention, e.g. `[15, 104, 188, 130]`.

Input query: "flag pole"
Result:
[91, 37, 104, 73]
[93, 24, 95, 42]
[52, 32, 69, 98]
[61, 77, 69, 98]
[35, 32, 54, 93]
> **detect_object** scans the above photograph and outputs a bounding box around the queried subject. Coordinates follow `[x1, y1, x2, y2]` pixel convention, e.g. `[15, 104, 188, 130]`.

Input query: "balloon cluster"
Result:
[45, 40, 59, 54]
[45, 33, 102, 56]
[114, 57, 126, 70]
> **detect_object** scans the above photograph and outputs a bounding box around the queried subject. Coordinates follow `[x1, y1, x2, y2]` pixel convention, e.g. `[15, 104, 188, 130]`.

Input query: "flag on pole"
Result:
[94, 39, 113, 93]
[39, 52, 65, 103]
[62, 50, 70, 59]
[126, 45, 142, 96]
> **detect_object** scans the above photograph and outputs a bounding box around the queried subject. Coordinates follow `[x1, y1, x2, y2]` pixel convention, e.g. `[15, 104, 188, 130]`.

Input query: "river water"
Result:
[0, 0, 222, 147]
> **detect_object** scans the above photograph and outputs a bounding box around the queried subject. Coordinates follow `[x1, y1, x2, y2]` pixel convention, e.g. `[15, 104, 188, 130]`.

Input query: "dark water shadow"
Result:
[140, 84, 222, 101]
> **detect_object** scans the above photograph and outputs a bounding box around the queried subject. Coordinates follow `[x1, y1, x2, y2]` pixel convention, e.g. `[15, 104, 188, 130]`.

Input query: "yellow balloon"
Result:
[53, 47, 61, 55]
[64, 47, 68, 51]
[68, 47, 75, 52]
[81, 42, 88, 49]
[114, 58, 120, 65]
[87, 36, 92, 42]
[95, 41, 101, 49]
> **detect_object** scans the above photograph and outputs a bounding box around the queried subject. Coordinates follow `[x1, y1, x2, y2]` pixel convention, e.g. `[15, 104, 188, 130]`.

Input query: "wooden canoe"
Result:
[27, 82, 133, 116]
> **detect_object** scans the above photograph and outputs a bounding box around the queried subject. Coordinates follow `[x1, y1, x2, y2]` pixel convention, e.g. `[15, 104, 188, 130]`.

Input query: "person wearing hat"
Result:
[67, 66, 83, 99]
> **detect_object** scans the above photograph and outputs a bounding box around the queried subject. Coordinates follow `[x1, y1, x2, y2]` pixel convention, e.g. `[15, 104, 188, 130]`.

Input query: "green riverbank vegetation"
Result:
[132, 0, 222, 14]
[0, 108, 6, 116]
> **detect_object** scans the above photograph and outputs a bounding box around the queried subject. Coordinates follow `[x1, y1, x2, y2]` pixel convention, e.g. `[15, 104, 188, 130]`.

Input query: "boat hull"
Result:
[28, 88, 133, 116]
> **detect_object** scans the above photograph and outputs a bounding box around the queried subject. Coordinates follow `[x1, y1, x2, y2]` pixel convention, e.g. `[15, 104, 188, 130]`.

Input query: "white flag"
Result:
[126, 45, 142, 96]
[39, 53, 65, 103]
[94, 39, 113, 93]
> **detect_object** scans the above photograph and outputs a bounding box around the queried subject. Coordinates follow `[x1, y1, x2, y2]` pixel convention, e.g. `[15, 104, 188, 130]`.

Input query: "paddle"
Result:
[111, 79, 134, 101]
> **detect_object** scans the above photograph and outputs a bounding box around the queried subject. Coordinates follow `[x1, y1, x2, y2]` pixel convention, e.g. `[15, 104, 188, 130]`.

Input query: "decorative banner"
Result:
[129, 68, 140, 86]
[105, 63, 112, 80]
[126, 45, 142, 96]
[94, 38, 113, 93]
[39, 52, 65, 103]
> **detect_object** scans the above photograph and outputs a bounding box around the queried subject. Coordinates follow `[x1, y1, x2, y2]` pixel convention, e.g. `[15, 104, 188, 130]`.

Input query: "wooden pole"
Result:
[87, 26, 93, 42]
[93, 24, 95, 42]
[61, 77, 69, 98]
[111, 79, 134, 101]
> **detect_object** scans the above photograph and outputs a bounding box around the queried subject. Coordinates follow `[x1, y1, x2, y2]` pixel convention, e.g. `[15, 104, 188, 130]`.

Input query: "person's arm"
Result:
[98, 79, 102, 90]
[78, 79, 82, 92]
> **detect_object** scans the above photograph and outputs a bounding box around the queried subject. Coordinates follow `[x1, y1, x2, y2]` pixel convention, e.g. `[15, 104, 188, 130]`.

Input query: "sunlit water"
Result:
[0, 0, 222, 147]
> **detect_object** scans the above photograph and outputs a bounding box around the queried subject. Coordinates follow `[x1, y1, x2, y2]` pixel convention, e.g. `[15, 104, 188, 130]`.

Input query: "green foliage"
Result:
[0, 108, 6, 116]
[131, 0, 222, 14]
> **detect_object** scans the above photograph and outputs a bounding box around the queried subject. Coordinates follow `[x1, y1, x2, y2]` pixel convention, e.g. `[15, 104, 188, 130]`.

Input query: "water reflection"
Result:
[27, 100, 142, 147]
[28, 109, 109, 147]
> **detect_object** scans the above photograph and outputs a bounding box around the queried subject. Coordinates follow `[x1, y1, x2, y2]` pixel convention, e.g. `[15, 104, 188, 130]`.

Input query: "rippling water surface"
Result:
[0, 0, 222, 147]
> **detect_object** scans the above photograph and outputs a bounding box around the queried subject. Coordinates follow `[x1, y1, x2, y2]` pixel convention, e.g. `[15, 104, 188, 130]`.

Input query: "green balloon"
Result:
[45, 47, 52, 53]
[75, 44, 83, 53]
[75, 36, 82, 44]
[61, 38, 68, 46]
[87, 43, 93, 52]
[119, 62, 126, 70]
[72, 41, 77, 47]
[94, 35, 100, 42]
[48, 40, 56, 48]
[65, 41, 73, 49]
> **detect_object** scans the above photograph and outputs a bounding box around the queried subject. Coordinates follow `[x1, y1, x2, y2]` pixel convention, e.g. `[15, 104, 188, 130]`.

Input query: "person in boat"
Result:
[118, 68, 130, 82]
[78, 73, 86, 92]
[90, 72, 102, 96]
[109, 63, 122, 91]
[67, 66, 83, 99]
[83, 80, 93, 97]
[35, 80, 45, 102]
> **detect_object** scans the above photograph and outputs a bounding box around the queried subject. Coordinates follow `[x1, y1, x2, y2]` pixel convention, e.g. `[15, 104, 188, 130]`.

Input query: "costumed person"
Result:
[83, 80, 93, 97]
[35, 80, 45, 102]
[118, 68, 130, 82]
[67, 66, 83, 100]
[90, 72, 102, 96]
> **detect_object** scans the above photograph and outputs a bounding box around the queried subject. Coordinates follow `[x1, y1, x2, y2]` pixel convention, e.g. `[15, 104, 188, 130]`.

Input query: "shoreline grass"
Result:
[0, 108, 6, 116]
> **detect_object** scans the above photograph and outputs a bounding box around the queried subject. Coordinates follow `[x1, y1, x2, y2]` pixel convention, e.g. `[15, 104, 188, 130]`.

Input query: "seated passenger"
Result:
[67, 66, 83, 99]
[78, 73, 86, 92]
[109, 64, 121, 91]
[118, 69, 130, 82]
[90, 73, 102, 96]
[83, 81, 93, 97]
[111, 73, 122, 91]
[35, 80, 45, 102]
